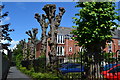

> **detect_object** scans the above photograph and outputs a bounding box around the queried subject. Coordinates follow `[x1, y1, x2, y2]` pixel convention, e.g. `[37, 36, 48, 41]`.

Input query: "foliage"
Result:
[0, 5, 14, 42]
[16, 53, 23, 68]
[72, 2, 120, 78]
[37, 54, 46, 59]
[101, 52, 116, 63]
[14, 43, 23, 68]
[72, 2, 120, 53]
[33, 58, 46, 73]
[12, 43, 23, 61]
[19, 66, 60, 80]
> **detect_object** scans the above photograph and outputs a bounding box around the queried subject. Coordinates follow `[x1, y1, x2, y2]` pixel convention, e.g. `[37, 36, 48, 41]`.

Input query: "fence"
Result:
[56, 50, 120, 80]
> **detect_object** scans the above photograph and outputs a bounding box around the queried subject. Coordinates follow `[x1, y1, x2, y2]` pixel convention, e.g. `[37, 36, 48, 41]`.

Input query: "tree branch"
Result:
[42, 4, 56, 23]
[55, 7, 65, 27]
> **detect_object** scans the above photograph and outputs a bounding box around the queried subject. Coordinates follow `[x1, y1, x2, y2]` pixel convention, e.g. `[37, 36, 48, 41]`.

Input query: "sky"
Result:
[1, 2, 79, 49]
[1, 2, 120, 50]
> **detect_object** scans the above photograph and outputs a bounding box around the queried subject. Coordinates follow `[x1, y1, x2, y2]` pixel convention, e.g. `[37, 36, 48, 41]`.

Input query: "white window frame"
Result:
[69, 47, 72, 52]
[57, 46, 64, 56]
[57, 35, 64, 44]
[108, 42, 112, 52]
[118, 40, 120, 45]
[79, 47, 82, 52]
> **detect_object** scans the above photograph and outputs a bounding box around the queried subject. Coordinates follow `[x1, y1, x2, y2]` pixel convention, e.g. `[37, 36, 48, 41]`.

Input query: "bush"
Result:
[21, 60, 32, 70]
[16, 54, 23, 68]
[19, 66, 61, 80]
[33, 55, 46, 73]
[32, 72, 60, 80]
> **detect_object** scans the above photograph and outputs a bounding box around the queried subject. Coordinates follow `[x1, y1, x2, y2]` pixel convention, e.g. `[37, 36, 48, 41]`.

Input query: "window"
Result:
[118, 40, 120, 45]
[57, 46, 64, 56]
[57, 35, 64, 44]
[69, 36, 72, 40]
[108, 42, 112, 52]
[79, 47, 82, 52]
[69, 47, 72, 52]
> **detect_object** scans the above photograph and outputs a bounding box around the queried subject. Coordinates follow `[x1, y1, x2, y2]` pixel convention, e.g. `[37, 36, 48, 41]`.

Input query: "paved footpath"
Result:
[7, 66, 32, 80]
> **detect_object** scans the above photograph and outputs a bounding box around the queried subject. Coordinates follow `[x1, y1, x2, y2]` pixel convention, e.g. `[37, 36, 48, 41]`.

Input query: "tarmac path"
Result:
[7, 66, 32, 80]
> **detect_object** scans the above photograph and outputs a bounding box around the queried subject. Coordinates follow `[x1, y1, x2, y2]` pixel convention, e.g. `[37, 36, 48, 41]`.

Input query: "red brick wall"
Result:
[65, 39, 74, 56]
[36, 38, 120, 58]
[103, 38, 120, 58]
[36, 39, 81, 58]
[36, 42, 41, 58]
[104, 39, 119, 53]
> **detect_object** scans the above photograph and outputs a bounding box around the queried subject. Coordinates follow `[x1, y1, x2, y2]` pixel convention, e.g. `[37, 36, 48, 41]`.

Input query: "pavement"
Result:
[7, 66, 32, 80]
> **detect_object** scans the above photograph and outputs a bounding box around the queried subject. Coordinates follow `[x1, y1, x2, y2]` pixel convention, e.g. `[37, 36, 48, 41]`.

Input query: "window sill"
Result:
[56, 54, 65, 56]
[57, 43, 65, 44]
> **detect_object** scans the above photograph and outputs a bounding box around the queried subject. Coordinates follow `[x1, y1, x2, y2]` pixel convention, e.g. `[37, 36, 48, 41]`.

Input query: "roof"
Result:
[112, 29, 120, 39]
[57, 27, 74, 36]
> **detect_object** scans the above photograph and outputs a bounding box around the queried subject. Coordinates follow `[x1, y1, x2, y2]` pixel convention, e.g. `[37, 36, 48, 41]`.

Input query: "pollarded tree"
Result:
[34, 13, 49, 56]
[19, 39, 28, 61]
[35, 4, 65, 65]
[72, 2, 120, 79]
[0, 5, 14, 42]
[0, 5, 14, 53]
[26, 28, 38, 60]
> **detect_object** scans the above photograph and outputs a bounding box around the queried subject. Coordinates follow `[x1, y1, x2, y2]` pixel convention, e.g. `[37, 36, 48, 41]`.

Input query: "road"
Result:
[7, 66, 32, 80]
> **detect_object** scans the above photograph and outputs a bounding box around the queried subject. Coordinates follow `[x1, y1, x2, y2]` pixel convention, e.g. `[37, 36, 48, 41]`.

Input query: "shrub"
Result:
[33, 55, 46, 73]
[32, 72, 60, 80]
[18, 66, 61, 80]
[16, 54, 23, 68]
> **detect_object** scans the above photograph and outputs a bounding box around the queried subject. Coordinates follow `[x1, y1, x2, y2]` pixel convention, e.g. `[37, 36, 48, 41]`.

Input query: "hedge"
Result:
[19, 66, 61, 80]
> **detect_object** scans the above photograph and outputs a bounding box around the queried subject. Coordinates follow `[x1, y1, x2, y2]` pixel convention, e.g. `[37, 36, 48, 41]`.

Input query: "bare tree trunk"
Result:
[35, 14, 48, 56]
[85, 44, 102, 79]
[41, 27, 47, 54]
[24, 42, 28, 61]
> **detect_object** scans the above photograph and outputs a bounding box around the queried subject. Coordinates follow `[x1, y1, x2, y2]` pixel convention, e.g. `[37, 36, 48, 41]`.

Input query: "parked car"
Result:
[59, 63, 84, 74]
[101, 64, 120, 80]
[102, 64, 118, 71]
[59, 62, 78, 67]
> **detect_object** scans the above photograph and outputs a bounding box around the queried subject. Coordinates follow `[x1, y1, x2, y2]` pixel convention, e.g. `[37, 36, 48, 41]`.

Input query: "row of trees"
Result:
[19, 28, 38, 61]
[13, 4, 65, 68]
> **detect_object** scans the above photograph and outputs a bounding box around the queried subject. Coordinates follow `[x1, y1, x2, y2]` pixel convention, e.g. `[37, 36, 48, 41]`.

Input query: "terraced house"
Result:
[36, 27, 120, 60]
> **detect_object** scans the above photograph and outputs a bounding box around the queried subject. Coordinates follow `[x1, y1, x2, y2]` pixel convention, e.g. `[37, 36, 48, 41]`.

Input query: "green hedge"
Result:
[19, 66, 61, 80]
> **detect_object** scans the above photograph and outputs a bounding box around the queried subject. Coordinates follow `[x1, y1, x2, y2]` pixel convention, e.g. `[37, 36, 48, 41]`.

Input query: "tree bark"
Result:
[42, 4, 65, 65]
[35, 13, 48, 56]
[85, 44, 102, 79]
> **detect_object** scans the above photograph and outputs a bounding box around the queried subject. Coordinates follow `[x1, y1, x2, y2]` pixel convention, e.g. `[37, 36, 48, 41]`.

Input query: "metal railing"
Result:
[56, 49, 120, 80]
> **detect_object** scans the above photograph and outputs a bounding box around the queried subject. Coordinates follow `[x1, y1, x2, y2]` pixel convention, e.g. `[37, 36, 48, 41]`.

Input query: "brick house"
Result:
[36, 27, 120, 59]
[35, 27, 81, 59]
[104, 29, 120, 58]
